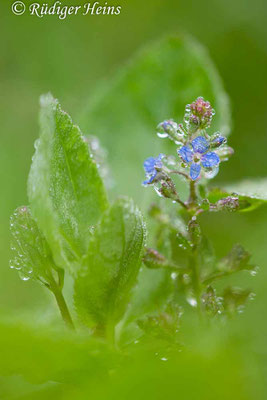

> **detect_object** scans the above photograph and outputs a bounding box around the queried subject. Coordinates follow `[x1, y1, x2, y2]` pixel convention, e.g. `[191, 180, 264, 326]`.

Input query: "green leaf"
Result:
[217, 244, 255, 273]
[124, 267, 173, 324]
[208, 179, 267, 212]
[202, 244, 256, 285]
[10, 206, 57, 285]
[74, 197, 145, 330]
[79, 35, 231, 205]
[223, 287, 253, 315]
[28, 94, 108, 272]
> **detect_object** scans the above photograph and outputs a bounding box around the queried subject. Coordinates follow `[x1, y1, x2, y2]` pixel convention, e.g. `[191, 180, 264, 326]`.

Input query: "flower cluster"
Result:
[142, 97, 233, 186]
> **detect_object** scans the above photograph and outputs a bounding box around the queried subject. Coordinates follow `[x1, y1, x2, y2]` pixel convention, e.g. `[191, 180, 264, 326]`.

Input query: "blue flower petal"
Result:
[201, 152, 220, 168]
[143, 157, 157, 174]
[143, 154, 163, 173]
[190, 163, 201, 180]
[178, 145, 193, 163]
[143, 172, 157, 185]
[143, 154, 164, 185]
[155, 153, 164, 167]
[191, 136, 209, 154]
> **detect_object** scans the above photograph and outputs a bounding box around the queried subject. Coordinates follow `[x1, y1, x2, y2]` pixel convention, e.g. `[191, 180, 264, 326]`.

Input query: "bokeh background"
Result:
[0, 0, 267, 398]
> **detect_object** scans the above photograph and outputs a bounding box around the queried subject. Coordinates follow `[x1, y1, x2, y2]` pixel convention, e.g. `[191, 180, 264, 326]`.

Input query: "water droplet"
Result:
[187, 297, 197, 307]
[157, 132, 169, 139]
[20, 274, 30, 281]
[153, 185, 163, 198]
[171, 272, 177, 280]
[237, 305, 245, 314]
[161, 357, 168, 361]
[34, 139, 40, 150]
[250, 266, 259, 276]
[204, 166, 219, 180]
[249, 293, 256, 301]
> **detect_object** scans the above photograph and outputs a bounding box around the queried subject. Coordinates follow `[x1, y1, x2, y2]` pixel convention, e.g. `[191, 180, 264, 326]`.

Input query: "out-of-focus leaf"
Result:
[80, 36, 231, 205]
[208, 179, 267, 212]
[0, 322, 116, 385]
[203, 244, 256, 285]
[124, 267, 173, 324]
[28, 94, 108, 272]
[74, 198, 145, 330]
[137, 302, 182, 343]
[10, 206, 57, 285]
[223, 287, 253, 315]
[218, 244, 255, 272]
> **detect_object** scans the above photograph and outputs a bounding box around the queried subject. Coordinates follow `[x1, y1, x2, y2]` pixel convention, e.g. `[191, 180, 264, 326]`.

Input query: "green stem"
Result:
[48, 272, 75, 330]
[188, 214, 203, 320]
[190, 246, 203, 320]
[51, 285, 75, 330]
[189, 180, 197, 205]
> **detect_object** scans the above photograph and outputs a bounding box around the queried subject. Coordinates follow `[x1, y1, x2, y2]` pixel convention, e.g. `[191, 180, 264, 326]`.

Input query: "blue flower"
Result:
[143, 154, 164, 185]
[178, 136, 220, 180]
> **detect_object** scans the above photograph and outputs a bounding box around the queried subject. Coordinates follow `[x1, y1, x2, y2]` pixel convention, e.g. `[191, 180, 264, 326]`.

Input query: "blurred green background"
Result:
[1, 0, 267, 398]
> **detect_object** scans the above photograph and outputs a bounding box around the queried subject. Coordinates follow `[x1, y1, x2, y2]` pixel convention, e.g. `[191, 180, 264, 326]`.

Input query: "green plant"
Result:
[6, 36, 267, 400]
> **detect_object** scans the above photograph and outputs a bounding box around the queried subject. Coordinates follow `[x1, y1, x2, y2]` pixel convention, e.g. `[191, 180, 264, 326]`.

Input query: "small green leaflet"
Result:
[74, 198, 145, 330]
[28, 94, 108, 273]
[10, 206, 57, 285]
[217, 244, 255, 272]
[208, 178, 267, 212]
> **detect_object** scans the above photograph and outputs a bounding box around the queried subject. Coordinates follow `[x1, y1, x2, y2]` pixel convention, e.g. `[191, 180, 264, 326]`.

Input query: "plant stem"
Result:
[49, 273, 75, 330]
[51, 285, 75, 330]
[168, 169, 190, 180]
[190, 244, 203, 320]
[189, 180, 197, 205]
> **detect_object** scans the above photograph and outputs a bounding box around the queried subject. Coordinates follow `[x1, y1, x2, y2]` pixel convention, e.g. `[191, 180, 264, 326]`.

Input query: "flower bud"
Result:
[215, 196, 239, 212]
[210, 132, 227, 148]
[157, 119, 184, 143]
[216, 145, 234, 161]
[158, 181, 177, 200]
[185, 97, 215, 131]
[143, 248, 168, 269]
[157, 119, 178, 136]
